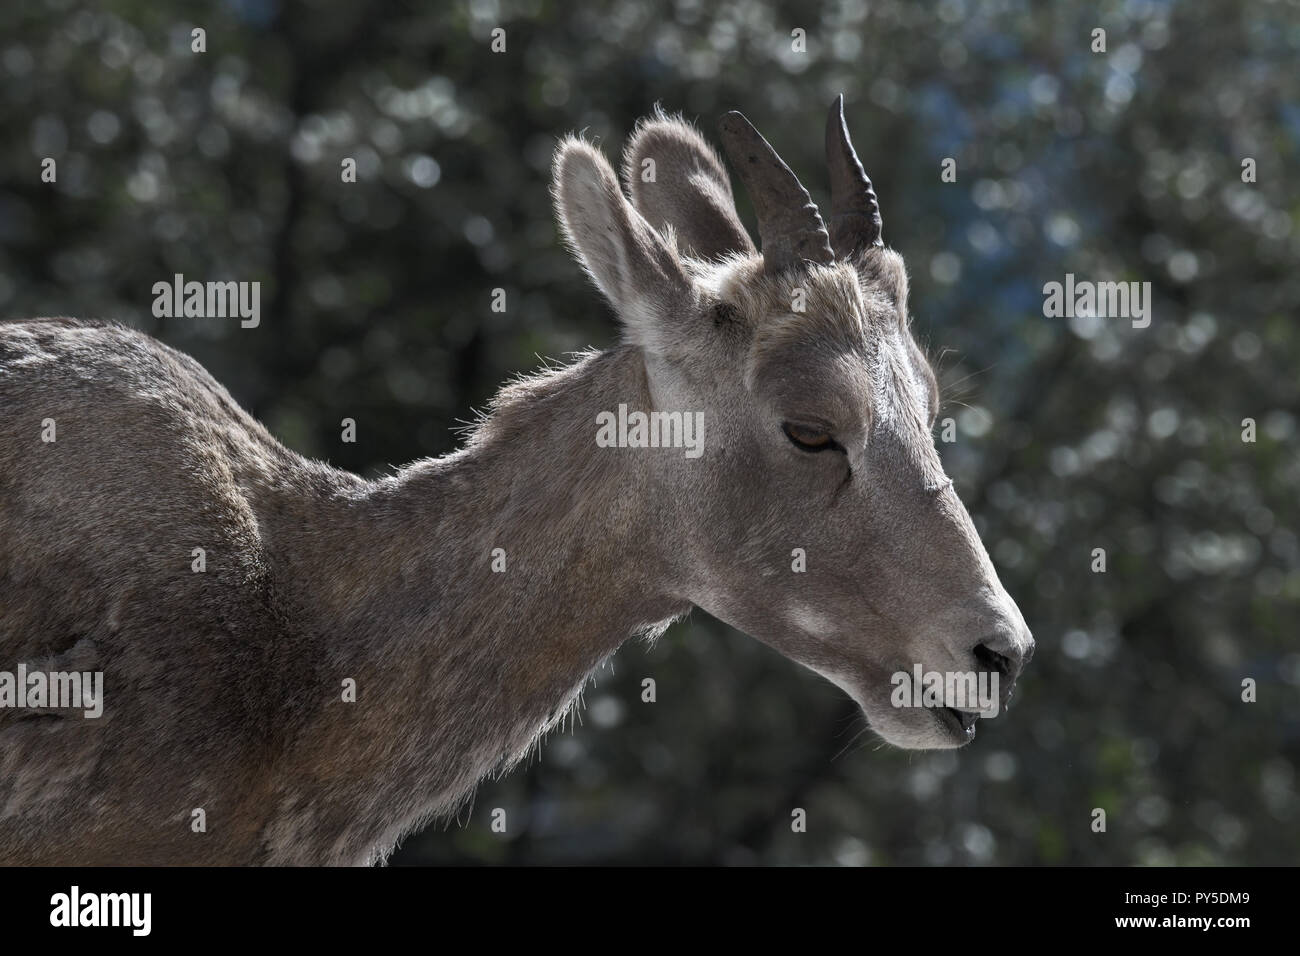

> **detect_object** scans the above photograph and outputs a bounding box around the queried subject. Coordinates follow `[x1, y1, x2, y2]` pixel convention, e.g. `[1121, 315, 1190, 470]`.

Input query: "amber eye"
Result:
[782, 422, 837, 452]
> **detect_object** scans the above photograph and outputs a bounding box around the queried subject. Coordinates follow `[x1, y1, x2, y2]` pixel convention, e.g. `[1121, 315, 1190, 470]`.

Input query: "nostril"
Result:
[973, 642, 1013, 677]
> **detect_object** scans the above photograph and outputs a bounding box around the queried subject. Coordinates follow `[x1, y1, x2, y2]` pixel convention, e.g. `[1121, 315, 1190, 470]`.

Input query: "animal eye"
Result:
[782, 422, 839, 453]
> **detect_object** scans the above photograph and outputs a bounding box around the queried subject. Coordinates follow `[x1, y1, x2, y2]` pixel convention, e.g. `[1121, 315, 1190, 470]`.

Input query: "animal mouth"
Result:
[938, 706, 980, 739]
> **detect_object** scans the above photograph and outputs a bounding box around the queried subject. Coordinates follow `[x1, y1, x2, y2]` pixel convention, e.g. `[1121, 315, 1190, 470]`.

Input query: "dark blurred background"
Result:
[1, 0, 1296, 864]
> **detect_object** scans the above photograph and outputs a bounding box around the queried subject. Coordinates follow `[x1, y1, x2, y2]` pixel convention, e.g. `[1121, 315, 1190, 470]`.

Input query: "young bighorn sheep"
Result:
[0, 98, 1032, 865]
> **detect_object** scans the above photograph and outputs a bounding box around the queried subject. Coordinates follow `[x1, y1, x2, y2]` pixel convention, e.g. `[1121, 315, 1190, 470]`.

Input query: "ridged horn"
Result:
[718, 110, 834, 274]
[825, 94, 883, 255]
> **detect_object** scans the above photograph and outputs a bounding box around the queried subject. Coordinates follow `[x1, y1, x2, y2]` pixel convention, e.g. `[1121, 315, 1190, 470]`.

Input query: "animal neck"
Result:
[269, 346, 690, 861]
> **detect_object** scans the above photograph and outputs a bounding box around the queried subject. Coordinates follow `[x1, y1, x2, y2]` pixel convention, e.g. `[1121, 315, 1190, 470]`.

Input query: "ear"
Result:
[621, 109, 756, 262]
[553, 137, 695, 344]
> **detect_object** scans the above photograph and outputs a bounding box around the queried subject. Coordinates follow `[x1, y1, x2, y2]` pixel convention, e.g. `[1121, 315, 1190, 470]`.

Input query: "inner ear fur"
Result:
[622, 109, 756, 263]
[552, 136, 697, 352]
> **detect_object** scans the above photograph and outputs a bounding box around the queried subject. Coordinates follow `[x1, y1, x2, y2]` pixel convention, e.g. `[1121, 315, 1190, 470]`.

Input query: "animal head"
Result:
[552, 97, 1033, 749]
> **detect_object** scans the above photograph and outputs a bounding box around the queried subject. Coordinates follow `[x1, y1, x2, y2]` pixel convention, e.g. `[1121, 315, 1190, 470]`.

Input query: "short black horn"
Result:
[718, 110, 834, 275]
[825, 94, 883, 255]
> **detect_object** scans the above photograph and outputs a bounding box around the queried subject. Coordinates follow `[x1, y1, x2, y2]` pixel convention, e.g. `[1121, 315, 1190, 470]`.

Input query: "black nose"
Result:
[974, 642, 1014, 678]
[973, 633, 1033, 704]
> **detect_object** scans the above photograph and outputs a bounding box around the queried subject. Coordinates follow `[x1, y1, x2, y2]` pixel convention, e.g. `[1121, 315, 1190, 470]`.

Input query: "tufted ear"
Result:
[553, 137, 695, 347]
[621, 109, 756, 262]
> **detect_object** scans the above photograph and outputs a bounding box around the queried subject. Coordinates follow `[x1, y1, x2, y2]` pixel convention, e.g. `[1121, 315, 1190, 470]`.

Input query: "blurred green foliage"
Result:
[1, 0, 1296, 864]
